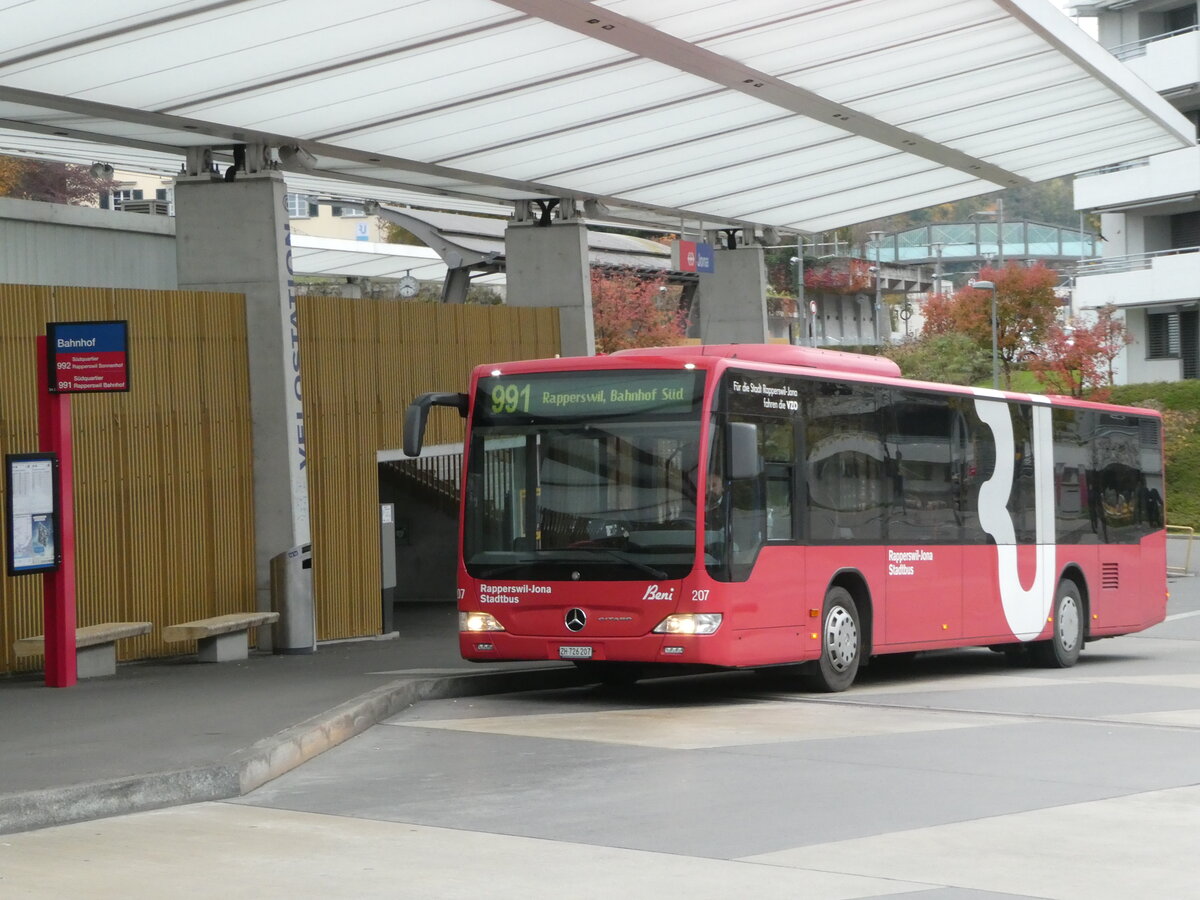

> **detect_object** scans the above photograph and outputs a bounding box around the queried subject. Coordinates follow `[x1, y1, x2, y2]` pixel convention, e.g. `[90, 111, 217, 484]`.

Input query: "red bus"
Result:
[405, 344, 1167, 691]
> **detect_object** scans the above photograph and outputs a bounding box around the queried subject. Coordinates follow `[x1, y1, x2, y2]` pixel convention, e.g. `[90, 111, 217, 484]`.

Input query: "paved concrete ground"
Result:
[0, 602, 580, 832]
[2, 580, 1196, 898]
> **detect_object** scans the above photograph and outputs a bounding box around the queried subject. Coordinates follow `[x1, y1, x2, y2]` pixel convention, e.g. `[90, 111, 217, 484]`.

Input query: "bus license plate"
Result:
[559, 646, 593, 659]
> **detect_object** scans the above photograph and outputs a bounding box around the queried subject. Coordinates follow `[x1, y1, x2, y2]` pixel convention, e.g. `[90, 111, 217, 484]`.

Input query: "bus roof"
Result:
[472, 345, 1160, 419]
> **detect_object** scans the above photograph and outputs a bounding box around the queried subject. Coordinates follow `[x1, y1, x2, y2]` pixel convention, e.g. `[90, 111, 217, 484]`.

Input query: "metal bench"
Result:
[161, 611, 279, 662]
[13, 622, 153, 678]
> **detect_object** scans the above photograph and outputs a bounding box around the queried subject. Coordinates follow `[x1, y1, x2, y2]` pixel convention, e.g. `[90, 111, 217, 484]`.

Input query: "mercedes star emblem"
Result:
[565, 608, 587, 632]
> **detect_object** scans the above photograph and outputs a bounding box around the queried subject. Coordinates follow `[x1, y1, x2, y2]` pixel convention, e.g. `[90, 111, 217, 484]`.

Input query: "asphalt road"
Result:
[3, 579, 1198, 899]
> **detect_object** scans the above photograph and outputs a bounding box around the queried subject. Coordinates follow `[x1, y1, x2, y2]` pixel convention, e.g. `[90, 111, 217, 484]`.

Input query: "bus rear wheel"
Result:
[804, 587, 862, 692]
[1030, 580, 1084, 668]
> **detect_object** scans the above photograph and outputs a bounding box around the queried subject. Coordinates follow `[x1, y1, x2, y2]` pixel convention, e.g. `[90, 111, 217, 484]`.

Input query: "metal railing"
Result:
[1108, 24, 1199, 61]
[1075, 245, 1200, 277]
[1167, 525, 1195, 577]
[1075, 158, 1150, 179]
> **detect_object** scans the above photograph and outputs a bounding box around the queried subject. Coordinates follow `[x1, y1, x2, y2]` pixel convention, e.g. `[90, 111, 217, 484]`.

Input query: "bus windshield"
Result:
[463, 369, 706, 580]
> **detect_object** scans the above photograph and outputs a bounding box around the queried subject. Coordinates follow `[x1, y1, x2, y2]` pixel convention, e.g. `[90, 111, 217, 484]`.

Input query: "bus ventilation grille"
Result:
[1101, 563, 1120, 590]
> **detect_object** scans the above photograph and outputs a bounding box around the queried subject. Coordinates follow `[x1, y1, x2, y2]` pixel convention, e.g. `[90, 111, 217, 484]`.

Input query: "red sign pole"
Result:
[36, 336, 76, 688]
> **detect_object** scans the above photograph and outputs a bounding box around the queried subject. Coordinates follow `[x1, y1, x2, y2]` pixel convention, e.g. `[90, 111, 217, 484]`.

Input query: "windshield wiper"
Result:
[569, 546, 667, 579]
[474, 558, 539, 577]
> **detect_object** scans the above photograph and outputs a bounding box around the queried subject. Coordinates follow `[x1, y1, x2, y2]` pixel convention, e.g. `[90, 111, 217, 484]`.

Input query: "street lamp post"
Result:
[868, 230, 885, 344]
[974, 279, 1000, 389]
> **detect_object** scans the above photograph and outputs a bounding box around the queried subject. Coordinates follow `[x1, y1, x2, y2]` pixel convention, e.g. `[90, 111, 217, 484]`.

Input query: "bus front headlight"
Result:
[459, 611, 506, 633]
[652, 613, 723, 635]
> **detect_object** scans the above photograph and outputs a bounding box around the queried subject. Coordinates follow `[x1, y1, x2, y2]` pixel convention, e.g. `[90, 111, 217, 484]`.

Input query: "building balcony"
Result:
[1074, 246, 1200, 309]
[1075, 146, 1200, 213]
[1110, 26, 1200, 97]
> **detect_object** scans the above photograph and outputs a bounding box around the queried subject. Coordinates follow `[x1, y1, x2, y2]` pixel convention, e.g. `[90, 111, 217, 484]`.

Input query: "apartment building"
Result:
[101, 170, 388, 242]
[1072, 1, 1200, 382]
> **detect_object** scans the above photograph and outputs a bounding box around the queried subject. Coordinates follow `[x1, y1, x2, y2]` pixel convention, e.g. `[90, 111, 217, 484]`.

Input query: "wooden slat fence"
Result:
[298, 299, 559, 640]
[1, 288, 559, 671]
[0, 285, 254, 674]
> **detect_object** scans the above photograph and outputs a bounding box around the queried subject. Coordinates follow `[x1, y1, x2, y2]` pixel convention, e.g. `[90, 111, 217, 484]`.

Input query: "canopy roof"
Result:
[0, 0, 1191, 232]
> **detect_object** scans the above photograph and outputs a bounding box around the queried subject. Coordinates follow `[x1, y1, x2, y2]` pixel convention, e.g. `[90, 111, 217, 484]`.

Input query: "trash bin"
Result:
[270, 543, 314, 654]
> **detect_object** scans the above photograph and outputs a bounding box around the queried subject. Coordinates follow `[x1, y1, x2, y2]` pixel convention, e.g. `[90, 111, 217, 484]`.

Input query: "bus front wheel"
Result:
[1030, 580, 1084, 668]
[804, 587, 862, 692]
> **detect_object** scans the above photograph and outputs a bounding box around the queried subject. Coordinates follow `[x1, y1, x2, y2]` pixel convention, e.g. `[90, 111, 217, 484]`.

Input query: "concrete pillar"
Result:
[505, 208, 594, 357]
[694, 245, 768, 344]
[174, 170, 310, 623]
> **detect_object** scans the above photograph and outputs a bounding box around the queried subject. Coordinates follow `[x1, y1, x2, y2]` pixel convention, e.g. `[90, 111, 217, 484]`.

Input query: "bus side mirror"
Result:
[728, 422, 762, 480]
[404, 392, 468, 457]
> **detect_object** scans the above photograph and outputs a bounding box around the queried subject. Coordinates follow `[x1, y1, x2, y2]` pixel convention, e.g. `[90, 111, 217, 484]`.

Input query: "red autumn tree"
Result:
[919, 292, 957, 336]
[1029, 305, 1131, 400]
[590, 267, 686, 354]
[1029, 323, 1103, 398]
[920, 264, 1059, 388]
[0, 155, 112, 205]
[1092, 303, 1133, 387]
[804, 259, 872, 294]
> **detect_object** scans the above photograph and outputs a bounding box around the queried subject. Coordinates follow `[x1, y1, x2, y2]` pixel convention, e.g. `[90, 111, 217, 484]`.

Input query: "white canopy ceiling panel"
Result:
[871, 50, 1072, 109]
[7, 1, 527, 109]
[723, 168, 982, 224]
[0, 0, 214, 57]
[441, 93, 785, 176]
[991, 122, 1170, 170]
[0, 0, 1193, 232]
[627, 151, 931, 212]
[708, 7, 1016, 86]
[290, 237, 450, 281]
[175, 25, 622, 135]
[553, 125, 875, 199]
[795, 28, 1039, 97]
[955, 110, 1150, 160]
[857, 74, 1110, 133]
[909, 87, 1121, 145]
[544, 115, 850, 183]
[369, 67, 712, 161]
[798, 180, 1004, 233]
[1019, 139, 1177, 182]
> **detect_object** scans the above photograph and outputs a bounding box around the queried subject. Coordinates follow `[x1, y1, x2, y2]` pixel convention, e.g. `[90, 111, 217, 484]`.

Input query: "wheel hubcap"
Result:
[825, 606, 858, 672]
[1058, 596, 1080, 653]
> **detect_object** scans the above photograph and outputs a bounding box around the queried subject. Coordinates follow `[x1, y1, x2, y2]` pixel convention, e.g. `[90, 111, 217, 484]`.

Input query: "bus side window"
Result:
[806, 381, 885, 543]
[885, 390, 957, 544]
[762, 420, 795, 541]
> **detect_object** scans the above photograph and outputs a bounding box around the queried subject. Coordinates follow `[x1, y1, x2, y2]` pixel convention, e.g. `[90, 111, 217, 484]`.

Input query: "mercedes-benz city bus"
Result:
[405, 344, 1167, 691]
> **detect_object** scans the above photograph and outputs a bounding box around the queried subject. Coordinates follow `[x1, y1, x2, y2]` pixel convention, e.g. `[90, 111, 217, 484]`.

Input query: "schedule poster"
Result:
[5, 453, 59, 575]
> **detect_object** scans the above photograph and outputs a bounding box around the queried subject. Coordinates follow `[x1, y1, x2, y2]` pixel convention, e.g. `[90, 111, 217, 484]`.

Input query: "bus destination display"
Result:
[478, 371, 701, 421]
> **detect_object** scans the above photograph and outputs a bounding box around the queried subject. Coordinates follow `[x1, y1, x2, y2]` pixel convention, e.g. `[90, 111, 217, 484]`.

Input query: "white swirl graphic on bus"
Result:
[974, 396, 1055, 641]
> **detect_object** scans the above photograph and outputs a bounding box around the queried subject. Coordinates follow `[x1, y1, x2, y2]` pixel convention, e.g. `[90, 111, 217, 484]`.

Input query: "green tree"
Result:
[884, 333, 991, 385]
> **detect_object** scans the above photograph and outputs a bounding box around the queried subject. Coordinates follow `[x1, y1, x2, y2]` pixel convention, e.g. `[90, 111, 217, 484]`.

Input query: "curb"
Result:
[0, 665, 586, 835]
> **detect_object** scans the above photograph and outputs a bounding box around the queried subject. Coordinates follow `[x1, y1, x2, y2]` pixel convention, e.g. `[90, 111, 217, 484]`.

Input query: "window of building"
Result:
[286, 193, 318, 218]
[107, 188, 143, 210]
[1147, 311, 1181, 359]
[1167, 5, 1198, 33]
